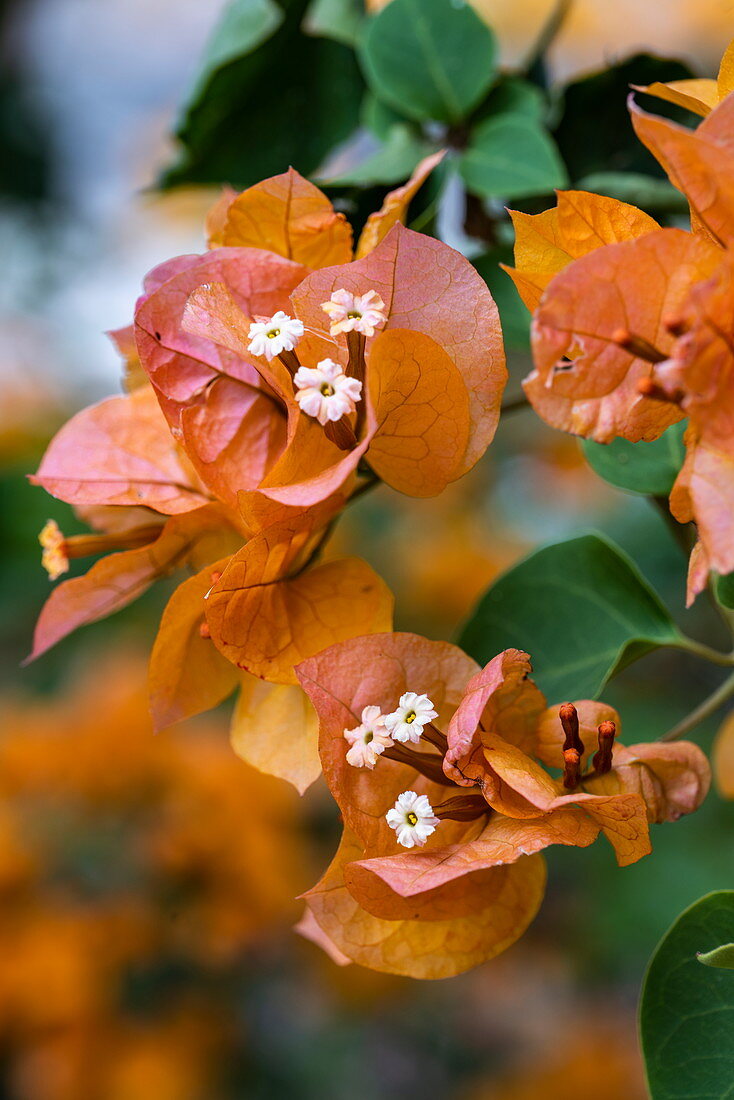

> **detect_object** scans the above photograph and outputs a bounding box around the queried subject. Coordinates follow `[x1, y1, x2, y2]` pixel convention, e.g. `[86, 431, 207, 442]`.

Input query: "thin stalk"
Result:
[670, 636, 734, 668]
[658, 670, 734, 741]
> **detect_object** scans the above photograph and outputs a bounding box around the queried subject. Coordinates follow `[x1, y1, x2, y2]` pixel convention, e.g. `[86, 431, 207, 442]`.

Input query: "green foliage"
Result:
[575, 171, 689, 214]
[716, 573, 734, 611]
[322, 124, 436, 186]
[640, 891, 734, 1099]
[553, 54, 695, 183]
[161, 0, 363, 189]
[459, 533, 682, 702]
[360, 0, 498, 124]
[459, 113, 568, 200]
[303, 0, 364, 45]
[583, 423, 686, 497]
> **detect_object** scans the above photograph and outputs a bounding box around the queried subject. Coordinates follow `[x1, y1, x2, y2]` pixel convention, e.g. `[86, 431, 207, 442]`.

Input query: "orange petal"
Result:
[527, 228, 718, 441]
[31, 389, 208, 514]
[355, 150, 445, 259]
[231, 675, 321, 794]
[713, 711, 734, 799]
[632, 79, 719, 118]
[219, 169, 353, 268]
[29, 506, 239, 661]
[505, 189, 659, 311]
[206, 511, 394, 684]
[148, 557, 239, 731]
[584, 741, 710, 824]
[367, 328, 471, 495]
[303, 829, 545, 978]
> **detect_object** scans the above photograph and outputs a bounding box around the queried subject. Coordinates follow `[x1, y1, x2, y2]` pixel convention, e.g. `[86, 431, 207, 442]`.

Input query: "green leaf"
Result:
[459, 533, 682, 702]
[640, 891, 734, 1099]
[554, 54, 695, 182]
[321, 124, 435, 186]
[360, 0, 498, 124]
[475, 77, 546, 124]
[302, 0, 363, 45]
[161, 0, 363, 189]
[582, 423, 686, 497]
[575, 171, 689, 214]
[459, 114, 568, 201]
[698, 943, 734, 970]
[715, 573, 734, 611]
[472, 249, 530, 351]
[361, 93, 410, 140]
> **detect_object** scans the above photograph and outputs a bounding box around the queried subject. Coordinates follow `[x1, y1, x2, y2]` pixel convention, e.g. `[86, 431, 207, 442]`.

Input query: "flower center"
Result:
[364, 731, 374, 744]
[405, 711, 416, 724]
[267, 328, 281, 338]
[320, 382, 335, 396]
[346, 310, 362, 319]
[406, 811, 418, 826]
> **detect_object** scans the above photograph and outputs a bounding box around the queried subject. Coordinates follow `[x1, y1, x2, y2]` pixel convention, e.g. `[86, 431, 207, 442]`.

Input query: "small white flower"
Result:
[321, 289, 387, 338]
[384, 692, 438, 744]
[293, 358, 362, 426]
[344, 705, 394, 769]
[386, 791, 440, 848]
[247, 311, 304, 361]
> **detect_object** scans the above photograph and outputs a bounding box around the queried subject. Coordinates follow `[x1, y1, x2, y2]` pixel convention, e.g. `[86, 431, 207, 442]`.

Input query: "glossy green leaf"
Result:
[321, 124, 435, 186]
[459, 533, 682, 702]
[459, 114, 568, 201]
[475, 77, 546, 124]
[361, 93, 409, 140]
[360, 0, 498, 124]
[715, 573, 734, 611]
[161, 0, 363, 189]
[698, 943, 734, 970]
[303, 0, 363, 45]
[554, 53, 695, 182]
[640, 891, 734, 1099]
[583, 423, 686, 496]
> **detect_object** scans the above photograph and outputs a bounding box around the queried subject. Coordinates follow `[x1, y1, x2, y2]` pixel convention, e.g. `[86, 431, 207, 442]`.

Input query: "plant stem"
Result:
[672, 636, 734, 668]
[658, 670, 734, 741]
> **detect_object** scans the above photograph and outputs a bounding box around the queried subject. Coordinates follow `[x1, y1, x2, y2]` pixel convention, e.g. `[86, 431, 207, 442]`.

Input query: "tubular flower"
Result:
[293, 359, 363, 425]
[384, 691, 438, 743]
[39, 520, 69, 581]
[322, 289, 387, 337]
[344, 706, 393, 769]
[247, 312, 304, 361]
[386, 791, 440, 847]
[295, 633, 710, 979]
[509, 89, 734, 598]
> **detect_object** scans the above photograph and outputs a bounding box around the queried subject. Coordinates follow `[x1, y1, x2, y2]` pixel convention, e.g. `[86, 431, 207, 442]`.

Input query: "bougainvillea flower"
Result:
[185, 222, 506, 504]
[633, 36, 734, 117]
[526, 226, 719, 442]
[295, 635, 709, 977]
[654, 255, 734, 596]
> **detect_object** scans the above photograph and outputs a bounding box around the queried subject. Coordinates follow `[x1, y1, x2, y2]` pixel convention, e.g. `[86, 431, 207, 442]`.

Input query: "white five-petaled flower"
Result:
[321, 288, 387, 338]
[247, 311, 304, 361]
[343, 705, 394, 769]
[384, 692, 438, 744]
[386, 791, 440, 848]
[293, 359, 362, 425]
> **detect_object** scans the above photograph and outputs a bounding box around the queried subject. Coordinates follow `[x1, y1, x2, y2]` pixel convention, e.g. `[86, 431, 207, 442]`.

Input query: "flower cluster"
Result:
[296, 633, 709, 979]
[28, 161, 507, 792]
[506, 76, 734, 602]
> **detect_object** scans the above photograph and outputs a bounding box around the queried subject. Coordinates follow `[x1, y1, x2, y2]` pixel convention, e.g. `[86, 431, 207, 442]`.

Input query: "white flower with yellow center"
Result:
[293, 359, 362, 425]
[321, 289, 387, 338]
[384, 692, 438, 744]
[247, 311, 304, 361]
[39, 520, 69, 581]
[343, 705, 394, 769]
[386, 791, 440, 848]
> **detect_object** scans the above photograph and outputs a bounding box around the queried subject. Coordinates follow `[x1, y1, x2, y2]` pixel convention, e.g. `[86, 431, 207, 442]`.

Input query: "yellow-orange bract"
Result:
[513, 90, 734, 599]
[296, 635, 709, 978]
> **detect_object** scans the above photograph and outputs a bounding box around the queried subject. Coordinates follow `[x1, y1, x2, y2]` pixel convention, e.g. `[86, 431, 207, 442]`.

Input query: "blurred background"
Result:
[2, 1, 734, 1097]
